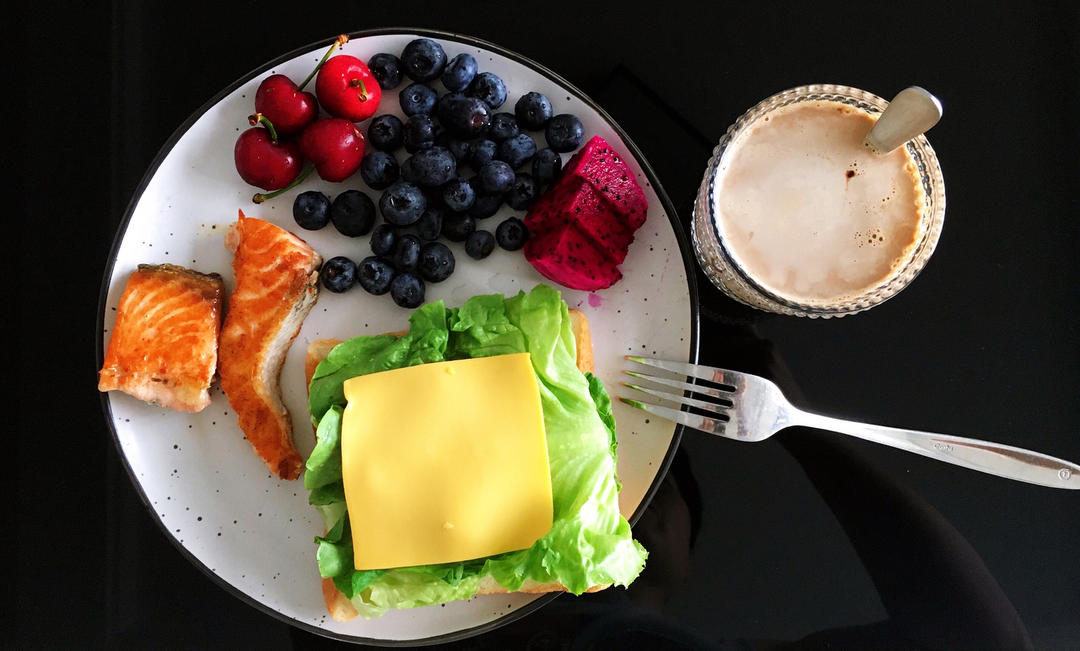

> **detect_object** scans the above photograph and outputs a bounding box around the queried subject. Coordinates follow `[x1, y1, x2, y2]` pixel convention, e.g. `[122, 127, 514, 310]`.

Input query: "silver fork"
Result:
[619, 356, 1080, 490]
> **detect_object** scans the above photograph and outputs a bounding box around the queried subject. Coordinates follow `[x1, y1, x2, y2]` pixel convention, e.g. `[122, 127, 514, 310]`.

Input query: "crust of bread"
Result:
[567, 308, 593, 374]
[308, 309, 601, 620]
[321, 577, 360, 621]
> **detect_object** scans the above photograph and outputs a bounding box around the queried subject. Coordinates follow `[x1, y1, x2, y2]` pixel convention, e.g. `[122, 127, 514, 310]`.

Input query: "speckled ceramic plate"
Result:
[97, 28, 699, 646]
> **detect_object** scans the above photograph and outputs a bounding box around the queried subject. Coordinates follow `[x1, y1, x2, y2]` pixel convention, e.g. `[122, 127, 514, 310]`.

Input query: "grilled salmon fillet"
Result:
[99, 263, 225, 413]
[219, 210, 322, 480]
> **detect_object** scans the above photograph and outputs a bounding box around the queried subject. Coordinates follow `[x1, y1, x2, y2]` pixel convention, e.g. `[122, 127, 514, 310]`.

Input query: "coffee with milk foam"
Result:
[714, 100, 926, 305]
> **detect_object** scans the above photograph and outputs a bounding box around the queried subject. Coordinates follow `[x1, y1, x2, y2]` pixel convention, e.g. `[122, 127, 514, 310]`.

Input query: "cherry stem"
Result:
[253, 165, 315, 204]
[350, 78, 368, 101]
[298, 33, 349, 91]
[248, 113, 279, 142]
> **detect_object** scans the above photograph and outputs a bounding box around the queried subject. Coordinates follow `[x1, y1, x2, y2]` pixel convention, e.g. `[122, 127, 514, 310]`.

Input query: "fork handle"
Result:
[793, 411, 1080, 489]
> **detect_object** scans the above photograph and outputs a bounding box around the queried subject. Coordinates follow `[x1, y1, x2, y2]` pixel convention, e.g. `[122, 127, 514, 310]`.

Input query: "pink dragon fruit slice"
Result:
[525, 177, 634, 264]
[522, 136, 649, 289]
[560, 183, 634, 264]
[563, 135, 648, 230]
[523, 175, 585, 231]
[559, 135, 605, 177]
[523, 222, 622, 291]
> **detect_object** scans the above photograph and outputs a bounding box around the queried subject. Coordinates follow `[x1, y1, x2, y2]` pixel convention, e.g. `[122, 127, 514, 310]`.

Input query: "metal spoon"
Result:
[865, 86, 943, 154]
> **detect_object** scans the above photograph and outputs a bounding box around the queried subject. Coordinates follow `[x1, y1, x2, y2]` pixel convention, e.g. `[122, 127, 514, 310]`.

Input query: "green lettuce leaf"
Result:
[307, 481, 345, 506]
[314, 515, 351, 579]
[307, 302, 450, 422]
[334, 568, 385, 599]
[305, 284, 646, 615]
[446, 293, 527, 358]
[304, 406, 343, 491]
[587, 372, 617, 457]
[360, 567, 480, 612]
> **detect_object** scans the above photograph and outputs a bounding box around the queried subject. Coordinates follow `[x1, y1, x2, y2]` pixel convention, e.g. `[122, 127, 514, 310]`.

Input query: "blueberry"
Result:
[436, 91, 465, 117]
[435, 132, 471, 163]
[403, 114, 438, 153]
[467, 72, 507, 109]
[441, 211, 476, 242]
[399, 83, 437, 116]
[441, 53, 478, 91]
[442, 178, 476, 212]
[495, 217, 529, 251]
[292, 190, 330, 230]
[360, 151, 400, 191]
[487, 112, 520, 142]
[468, 192, 503, 219]
[505, 173, 539, 210]
[393, 234, 421, 272]
[437, 95, 491, 138]
[546, 114, 585, 153]
[515, 92, 553, 130]
[478, 160, 515, 194]
[496, 133, 537, 169]
[369, 223, 397, 256]
[390, 273, 425, 308]
[379, 182, 427, 226]
[330, 190, 376, 236]
[416, 207, 444, 241]
[468, 139, 497, 170]
[356, 256, 396, 295]
[368, 114, 404, 152]
[532, 148, 563, 186]
[399, 156, 419, 184]
[409, 147, 456, 188]
[400, 38, 446, 82]
[321, 256, 357, 293]
[368, 53, 403, 90]
[465, 230, 496, 260]
[421, 185, 445, 209]
[418, 241, 456, 282]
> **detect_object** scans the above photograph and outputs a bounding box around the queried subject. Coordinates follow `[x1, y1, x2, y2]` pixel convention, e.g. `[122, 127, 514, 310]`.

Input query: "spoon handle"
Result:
[865, 86, 943, 154]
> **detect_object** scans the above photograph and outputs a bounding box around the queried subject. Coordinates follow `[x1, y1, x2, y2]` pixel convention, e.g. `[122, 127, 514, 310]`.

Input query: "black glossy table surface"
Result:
[16, 1, 1079, 648]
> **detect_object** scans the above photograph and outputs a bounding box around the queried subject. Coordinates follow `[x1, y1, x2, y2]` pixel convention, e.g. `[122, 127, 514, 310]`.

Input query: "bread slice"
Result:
[305, 309, 601, 620]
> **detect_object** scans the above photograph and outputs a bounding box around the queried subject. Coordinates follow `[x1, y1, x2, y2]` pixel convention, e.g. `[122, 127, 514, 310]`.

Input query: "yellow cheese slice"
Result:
[340, 352, 553, 570]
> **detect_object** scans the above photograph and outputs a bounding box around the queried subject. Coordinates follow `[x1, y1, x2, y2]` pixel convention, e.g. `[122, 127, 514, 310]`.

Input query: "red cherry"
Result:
[299, 117, 366, 182]
[254, 74, 318, 135]
[316, 55, 382, 122]
[234, 115, 303, 191]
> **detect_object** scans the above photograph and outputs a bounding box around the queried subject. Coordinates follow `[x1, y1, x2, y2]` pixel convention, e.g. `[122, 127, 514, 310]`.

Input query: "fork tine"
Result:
[618, 397, 729, 436]
[621, 382, 732, 416]
[623, 370, 734, 401]
[625, 355, 741, 389]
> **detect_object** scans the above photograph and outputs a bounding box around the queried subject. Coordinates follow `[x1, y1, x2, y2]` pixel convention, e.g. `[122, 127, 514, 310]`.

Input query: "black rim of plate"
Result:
[96, 26, 702, 648]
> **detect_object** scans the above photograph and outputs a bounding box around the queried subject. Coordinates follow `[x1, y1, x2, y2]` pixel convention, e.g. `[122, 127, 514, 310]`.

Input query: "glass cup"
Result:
[691, 84, 946, 318]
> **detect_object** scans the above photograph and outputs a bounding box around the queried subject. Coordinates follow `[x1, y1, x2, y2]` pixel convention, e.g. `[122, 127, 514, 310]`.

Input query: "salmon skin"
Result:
[99, 263, 225, 413]
[219, 210, 322, 480]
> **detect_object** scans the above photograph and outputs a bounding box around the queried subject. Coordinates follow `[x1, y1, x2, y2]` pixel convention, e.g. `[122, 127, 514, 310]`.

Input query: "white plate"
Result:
[98, 28, 699, 645]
